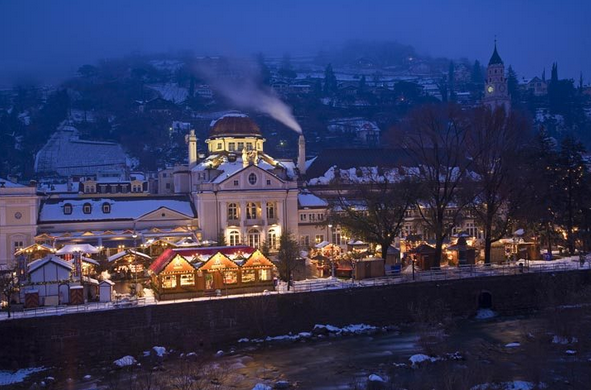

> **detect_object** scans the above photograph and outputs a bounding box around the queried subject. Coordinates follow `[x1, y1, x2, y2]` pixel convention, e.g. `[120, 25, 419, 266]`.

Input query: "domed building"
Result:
[174, 113, 317, 250]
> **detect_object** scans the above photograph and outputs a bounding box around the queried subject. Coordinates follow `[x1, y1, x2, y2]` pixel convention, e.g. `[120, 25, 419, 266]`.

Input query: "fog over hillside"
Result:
[1, 0, 590, 87]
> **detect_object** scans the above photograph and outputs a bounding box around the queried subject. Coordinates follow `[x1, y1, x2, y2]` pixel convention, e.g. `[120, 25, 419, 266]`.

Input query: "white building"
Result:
[0, 178, 38, 268]
[175, 114, 304, 249]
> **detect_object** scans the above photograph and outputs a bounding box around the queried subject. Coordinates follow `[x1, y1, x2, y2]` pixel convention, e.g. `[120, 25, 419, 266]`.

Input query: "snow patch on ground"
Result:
[408, 352, 463, 368]
[471, 381, 545, 390]
[475, 308, 497, 319]
[552, 335, 578, 344]
[113, 356, 137, 367]
[252, 384, 272, 390]
[0, 367, 46, 386]
[240, 323, 382, 344]
[152, 346, 167, 357]
[505, 342, 521, 348]
[368, 374, 385, 382]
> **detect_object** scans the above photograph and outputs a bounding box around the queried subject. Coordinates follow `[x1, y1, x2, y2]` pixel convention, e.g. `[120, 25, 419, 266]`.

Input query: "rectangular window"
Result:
[242, 270, 256, 283]
[162, 275, 177, 289]
[223, 271, 238, 284]
[237, 142, 244, 151]
[246, 142, 253, 151]
[318, 214, 324, 221]
[165, 183, 171, 189]
[315, 235, 324, 243]
[300, 214, 307, 222]
[309, 214, 316, 222]
[266, 179, 271, 185]
[228, 142, 236, 151]
[300, 235, 310, 246]
[217, 142, 223, 150]
[259, 269, 272, 281]
[233, 180, 239, 186]
[180, 274, 195, 286]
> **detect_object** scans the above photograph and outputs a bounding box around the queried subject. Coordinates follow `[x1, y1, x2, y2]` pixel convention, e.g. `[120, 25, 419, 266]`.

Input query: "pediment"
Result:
[136, 206, 194, 222]
[218, 164, 285, 190]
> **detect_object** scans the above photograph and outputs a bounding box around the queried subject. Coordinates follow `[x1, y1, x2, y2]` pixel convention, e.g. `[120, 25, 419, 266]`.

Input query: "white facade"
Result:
[177, 114, 302, 249]
[0, 179, 38, 268]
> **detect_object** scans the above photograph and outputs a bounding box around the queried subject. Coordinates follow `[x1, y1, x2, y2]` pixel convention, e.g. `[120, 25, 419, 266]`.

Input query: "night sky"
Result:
[1, 0, 589, 86]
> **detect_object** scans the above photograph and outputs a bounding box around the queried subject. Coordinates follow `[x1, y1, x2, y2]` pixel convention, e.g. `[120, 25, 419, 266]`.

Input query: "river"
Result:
[10, 306, 591, 389]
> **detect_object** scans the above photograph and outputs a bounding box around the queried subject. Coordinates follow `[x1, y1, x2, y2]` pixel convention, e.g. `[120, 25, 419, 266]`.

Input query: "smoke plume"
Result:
[196, 60, 302, 134]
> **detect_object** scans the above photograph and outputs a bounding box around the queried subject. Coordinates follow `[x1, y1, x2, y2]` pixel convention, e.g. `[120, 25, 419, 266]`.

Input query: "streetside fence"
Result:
[2, 260, 590, 320]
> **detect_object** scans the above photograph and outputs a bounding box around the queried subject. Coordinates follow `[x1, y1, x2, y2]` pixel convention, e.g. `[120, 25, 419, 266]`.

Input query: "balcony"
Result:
[226, 218, 240, 227]
[245, 218, 263, 226]
[267, 217, 279, 225]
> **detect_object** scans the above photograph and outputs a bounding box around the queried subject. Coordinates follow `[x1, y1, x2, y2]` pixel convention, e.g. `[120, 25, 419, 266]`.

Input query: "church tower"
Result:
[483, 41, 511, 112]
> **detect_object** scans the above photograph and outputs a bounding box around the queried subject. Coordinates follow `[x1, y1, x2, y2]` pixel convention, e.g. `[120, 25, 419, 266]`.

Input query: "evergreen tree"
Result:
[507, 65, 519, 101]
[278, 52, 297, 80]
[188, 76, 195, 98]
[551, 63, 558, 84]
[542, 68, 546, 82]
[216, 230, 227, 247]
[471, 60, 483, 84]
[358, 75, 367, 94]
[276, 231, 300, 291]
[256, 53, 272, 86]
[323, 64, 337, 96]
[448, 61, 456, 101]
[557, 135, 588, 254]
[579, 72, 584, 92]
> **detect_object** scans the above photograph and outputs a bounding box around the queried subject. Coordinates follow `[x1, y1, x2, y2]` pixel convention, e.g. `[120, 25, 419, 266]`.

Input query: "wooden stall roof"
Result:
[242, 250, 275, 268]
[198, 252, 239, 271]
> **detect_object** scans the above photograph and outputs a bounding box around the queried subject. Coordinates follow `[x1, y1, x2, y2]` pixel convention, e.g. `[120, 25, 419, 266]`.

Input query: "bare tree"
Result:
[465, 107, 528, 264]
[331, 174, 416, 260]
[397, 104, 473, 267]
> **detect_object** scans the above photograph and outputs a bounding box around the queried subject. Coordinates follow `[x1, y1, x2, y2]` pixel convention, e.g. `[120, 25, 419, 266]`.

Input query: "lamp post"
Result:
[328, 224, 336, 279]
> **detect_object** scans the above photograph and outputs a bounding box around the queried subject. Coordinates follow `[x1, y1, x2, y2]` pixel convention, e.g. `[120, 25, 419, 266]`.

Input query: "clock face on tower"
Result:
[487, 86, 494, 94]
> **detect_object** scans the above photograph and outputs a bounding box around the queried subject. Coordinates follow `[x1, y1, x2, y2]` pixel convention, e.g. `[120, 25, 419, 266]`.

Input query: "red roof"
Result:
[148, 245, 255, 274]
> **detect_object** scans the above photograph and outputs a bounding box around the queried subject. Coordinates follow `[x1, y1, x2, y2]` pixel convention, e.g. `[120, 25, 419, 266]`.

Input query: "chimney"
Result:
[186, 130, 198, 167]
[298, 135, 306, 175]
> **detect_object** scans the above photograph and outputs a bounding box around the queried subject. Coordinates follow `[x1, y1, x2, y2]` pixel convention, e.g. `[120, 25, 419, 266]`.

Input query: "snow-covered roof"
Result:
[56, 244, 99, 254]
[39, 196, 196, 223]
[209, 112, 248, 127]
[79, 256, 100, 266]
[108, 250, 152, 263]
[0, 178, 25, 188]
[298, 191, 328, 208]
[34, 122, 129, 177]
[28, 255, 73, 274]
[192, 153, 295, 182]
[147, 83, 188, 103]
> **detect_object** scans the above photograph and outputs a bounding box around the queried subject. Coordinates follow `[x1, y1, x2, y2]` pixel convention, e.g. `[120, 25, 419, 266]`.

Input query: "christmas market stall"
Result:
[148, 246, 276, 300]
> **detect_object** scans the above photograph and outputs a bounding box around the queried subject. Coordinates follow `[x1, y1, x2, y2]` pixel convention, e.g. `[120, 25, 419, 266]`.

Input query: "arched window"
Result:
[248, 173, 257, 185]
[63, 203, 73, 215]
[266, 202, 275, 219]
[268, 229, 277, 249]
[102, 202, 111, 214]
[248, 229, 260, 248]
[229, 230, 240, 246]
[227, 203, 238, 220]
[246, 202, 257, 219]
[83, 203, 92, 214]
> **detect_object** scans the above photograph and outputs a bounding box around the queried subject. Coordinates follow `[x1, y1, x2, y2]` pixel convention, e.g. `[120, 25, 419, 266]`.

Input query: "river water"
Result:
[15, 307, 591, 390]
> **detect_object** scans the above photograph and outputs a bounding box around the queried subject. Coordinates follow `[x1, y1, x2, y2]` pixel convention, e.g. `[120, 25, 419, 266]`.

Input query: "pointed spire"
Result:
[488, 38, 503, 65]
